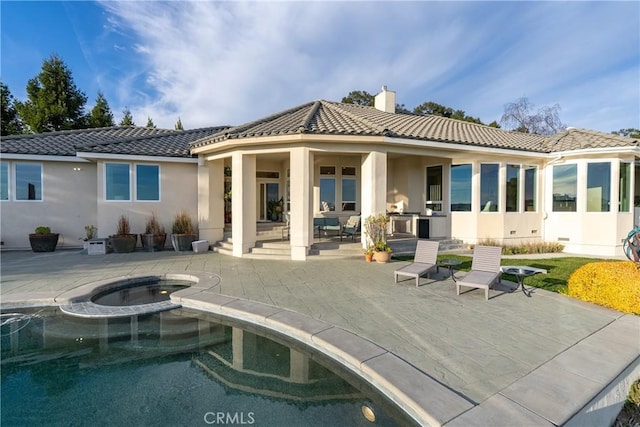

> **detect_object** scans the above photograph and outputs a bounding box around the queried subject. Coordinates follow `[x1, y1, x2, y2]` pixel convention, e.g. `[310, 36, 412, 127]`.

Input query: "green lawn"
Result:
[394, 254, 613, 293]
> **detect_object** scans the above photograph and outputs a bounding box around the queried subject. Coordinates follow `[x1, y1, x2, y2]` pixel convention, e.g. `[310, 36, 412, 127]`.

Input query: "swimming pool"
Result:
[1, 308, 416, 426]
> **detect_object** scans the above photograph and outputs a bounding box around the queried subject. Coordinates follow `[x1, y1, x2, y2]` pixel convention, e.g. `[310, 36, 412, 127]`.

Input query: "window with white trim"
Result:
[341, 166, 356, 211]
[15, 163, 42, 201]
[0, 162, 8, 201]
[136, 164, 160, 201]
[426, 165, 443, 212]
[587, 162, 610, 212]
[451, 164, 471, 211]
[106, 163, 130, 201]
[480, 163, 499, 212]
[319, 166, 335, 211]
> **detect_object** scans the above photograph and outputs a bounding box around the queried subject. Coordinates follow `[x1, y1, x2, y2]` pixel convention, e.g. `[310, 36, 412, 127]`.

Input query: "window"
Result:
[587, 162, 610, 212]
[136, 165, 160, 201]
[506, 164, 519, 212]
[341, 166, 356, 211]
[257, 171, 279, 179]
[620, 162, 631, 212]
[426, 165, 443, 212]
[480, 164, 499, 212]
[450, 164, 471, 211]
[524, 166, 537, 212]
[319, 166, 336, 211]
[106, 163, 130, 201]
[553, 164, 577, 212]
[15, 163, 42, 201]
[0, 162, 8, 201]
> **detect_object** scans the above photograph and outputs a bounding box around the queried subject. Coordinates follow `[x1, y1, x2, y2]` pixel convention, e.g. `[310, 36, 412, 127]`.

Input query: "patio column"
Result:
[289, 147, 314, 260]
[197, 158, 225, 244]
[232, 152, 256, 256]
[361, 151, 388, 247]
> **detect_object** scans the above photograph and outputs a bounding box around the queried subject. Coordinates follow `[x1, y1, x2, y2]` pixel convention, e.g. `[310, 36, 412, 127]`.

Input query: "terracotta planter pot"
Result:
[140, 233, 166, 252]
[171, 234, 197, 252]
[364, 253, 374, 263]
[374, 251, 392, 263]
[28, 233, 59, 252]
[109, 234, 137, 253]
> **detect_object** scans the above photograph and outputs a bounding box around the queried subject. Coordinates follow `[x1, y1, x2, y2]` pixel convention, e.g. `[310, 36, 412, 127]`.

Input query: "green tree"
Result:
[145, 116, 156, 128]
[500, 97, 566, 135]
[488, 120, 501, 128]
[612, 128, 640, 139]
[88, 92, 114, 128]
[119, 108, 135, 126]
[1, 82, 23, 135]
[15, 53, 88, 132]
[413, 101, 454, 117]
[341, 90, 374, 106]
[174, 117, 184, 130]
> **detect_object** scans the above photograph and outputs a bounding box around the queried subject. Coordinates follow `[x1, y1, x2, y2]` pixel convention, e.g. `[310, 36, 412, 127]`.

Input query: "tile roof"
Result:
[191, 100, 639, 154]
[1, 126, 229, 158]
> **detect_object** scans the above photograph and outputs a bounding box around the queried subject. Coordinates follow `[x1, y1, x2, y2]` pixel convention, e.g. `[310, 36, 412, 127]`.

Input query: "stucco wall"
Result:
[1, 160, 97, 250]
[96, 161, 199, 248]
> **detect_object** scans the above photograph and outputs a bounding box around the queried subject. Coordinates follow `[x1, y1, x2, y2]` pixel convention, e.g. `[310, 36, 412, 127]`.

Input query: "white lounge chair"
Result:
[394, 240, 440, 287]
[456, 245, 502, 300]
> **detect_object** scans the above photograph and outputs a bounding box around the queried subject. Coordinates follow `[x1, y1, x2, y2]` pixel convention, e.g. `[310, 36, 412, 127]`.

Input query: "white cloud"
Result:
[98, 1, 639, 133]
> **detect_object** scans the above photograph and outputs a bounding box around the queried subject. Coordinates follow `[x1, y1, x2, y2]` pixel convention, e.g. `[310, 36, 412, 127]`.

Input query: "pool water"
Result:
[1, 308, 415, 426]
[90, 278, 190, 306]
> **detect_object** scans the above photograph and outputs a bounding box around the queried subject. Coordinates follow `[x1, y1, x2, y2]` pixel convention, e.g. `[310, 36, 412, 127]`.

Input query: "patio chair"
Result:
[340, 215, 361, 241]
[456, 245, 502, 300]
[394, 240, 440, 287]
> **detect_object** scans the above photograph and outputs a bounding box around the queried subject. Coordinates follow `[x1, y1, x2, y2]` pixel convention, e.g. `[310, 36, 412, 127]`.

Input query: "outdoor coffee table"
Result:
[500, 266, 547, 297]
[440, 259, 462, 282]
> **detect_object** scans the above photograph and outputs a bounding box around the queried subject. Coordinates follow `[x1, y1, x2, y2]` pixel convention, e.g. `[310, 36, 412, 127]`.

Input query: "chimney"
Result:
[374, 85, 396, 113]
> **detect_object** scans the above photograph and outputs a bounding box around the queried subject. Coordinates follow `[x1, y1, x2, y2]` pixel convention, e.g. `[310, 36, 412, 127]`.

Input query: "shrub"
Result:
[172, 211, 195, 234]
[144, 213, 165, 235]
[115, 215, 131, 235]
[34, 226, 51, 234]
[476, 239, 564, 255]
[567, 261, 640, 314]
[84, 225, 97, 240]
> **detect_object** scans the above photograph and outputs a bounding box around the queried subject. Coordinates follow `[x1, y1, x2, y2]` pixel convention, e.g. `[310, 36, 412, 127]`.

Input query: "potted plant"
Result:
[364, 245, 375, 263]
[109, 215, 137, 253]
[80, 225, 98, 252]
[364, 213, 392, 263]
[140, 213, 166, 252]
[29, 226, 59, 252]
[171, 211, 197, 251]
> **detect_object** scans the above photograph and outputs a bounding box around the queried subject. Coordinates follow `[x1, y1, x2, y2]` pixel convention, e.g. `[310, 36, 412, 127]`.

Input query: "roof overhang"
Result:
[0, 154, 91, 163]
[76, 152, 198, 163]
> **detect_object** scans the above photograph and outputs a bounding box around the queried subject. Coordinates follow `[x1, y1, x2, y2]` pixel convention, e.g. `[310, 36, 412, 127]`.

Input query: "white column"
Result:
[361, 151, 388, 247]
[289, 147, 314, 260]
[198, 158, 225, 244]
[232, 153, 256, 256]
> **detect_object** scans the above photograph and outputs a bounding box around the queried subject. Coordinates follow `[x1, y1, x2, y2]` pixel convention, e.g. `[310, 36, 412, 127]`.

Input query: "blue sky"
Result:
[1, 1, 638, 133]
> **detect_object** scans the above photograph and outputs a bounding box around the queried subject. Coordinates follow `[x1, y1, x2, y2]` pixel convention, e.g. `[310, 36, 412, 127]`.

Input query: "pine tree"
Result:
[146, 117, 156, 128]
[88, 92, 115, 128]
[15, 53, 88, 132]
[174, 117, 184, 130]
[1, 82, 23, 135]
[119, 108, 135, 126]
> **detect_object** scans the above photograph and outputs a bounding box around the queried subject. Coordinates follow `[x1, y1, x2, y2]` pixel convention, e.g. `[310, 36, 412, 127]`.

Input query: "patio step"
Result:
[250, 241, 291, 256]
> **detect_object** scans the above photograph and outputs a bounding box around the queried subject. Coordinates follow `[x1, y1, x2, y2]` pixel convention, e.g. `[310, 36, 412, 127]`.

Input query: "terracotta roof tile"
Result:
[192, 100, 637, 154]
[1, 126, 229, 158]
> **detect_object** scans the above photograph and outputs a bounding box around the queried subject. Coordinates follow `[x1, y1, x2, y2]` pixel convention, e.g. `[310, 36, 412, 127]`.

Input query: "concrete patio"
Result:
[1, 248, 638, 426]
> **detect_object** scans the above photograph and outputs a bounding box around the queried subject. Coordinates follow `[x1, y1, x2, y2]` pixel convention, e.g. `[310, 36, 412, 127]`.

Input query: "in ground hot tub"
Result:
[57, 273, 221, 318]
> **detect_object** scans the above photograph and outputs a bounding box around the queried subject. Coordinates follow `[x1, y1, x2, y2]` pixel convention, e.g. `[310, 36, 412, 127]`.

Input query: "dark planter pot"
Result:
[171, 234, 197, 252]
[28, 233, 59, 252]
[140, 233, 166, 252]
[110, 234, 137, 253]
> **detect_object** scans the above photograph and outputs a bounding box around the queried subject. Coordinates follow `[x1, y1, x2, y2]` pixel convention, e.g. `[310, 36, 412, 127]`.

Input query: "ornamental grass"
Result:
[567, 261, 640, 315]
